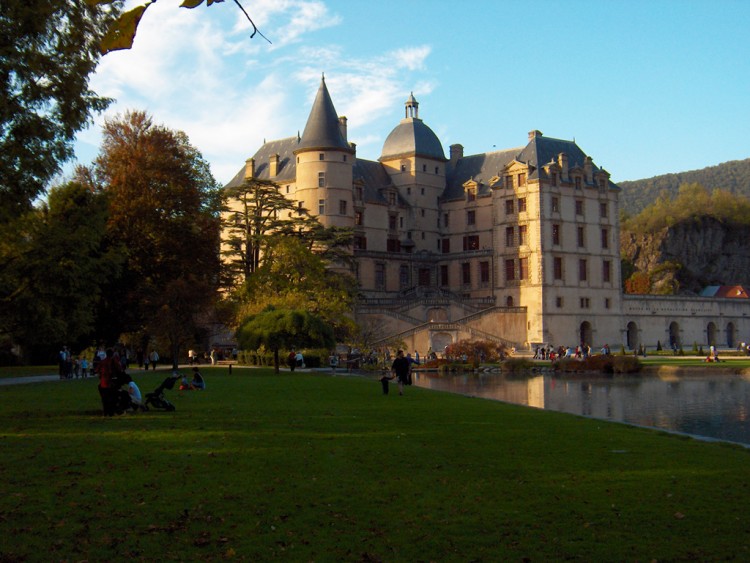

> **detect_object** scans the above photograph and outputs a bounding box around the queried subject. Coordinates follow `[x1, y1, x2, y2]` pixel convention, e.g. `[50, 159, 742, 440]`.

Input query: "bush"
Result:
[554, 355, 642, 374]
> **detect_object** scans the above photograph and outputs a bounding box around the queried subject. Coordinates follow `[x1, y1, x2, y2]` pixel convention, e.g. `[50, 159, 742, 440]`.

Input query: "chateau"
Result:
[224, 76, 750, 352]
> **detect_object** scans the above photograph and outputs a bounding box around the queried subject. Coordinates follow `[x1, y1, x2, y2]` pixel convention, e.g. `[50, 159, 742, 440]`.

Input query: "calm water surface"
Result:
[412, 371, 750, 446]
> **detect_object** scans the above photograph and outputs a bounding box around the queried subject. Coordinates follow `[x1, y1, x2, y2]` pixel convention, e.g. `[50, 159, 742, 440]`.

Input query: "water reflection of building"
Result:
[414, 372, 750, 445]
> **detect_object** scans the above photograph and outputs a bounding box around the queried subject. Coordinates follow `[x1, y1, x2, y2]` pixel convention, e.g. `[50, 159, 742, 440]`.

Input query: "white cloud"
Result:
[73, 1, 436, 182]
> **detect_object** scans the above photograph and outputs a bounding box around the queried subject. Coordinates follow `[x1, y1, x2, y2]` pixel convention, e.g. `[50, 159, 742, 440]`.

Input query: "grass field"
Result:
[1, 367, 749, 561]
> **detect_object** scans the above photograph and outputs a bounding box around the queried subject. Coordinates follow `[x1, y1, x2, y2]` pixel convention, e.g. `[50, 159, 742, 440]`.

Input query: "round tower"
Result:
[293, 75, 355, 228]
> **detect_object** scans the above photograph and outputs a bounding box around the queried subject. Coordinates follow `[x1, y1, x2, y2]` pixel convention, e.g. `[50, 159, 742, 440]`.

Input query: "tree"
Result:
[0, 0, 122, 222]
[236, 307, 334, 373]
[94, 110, 222, 367]
[241, 237, 358, 341]
[0, 180, 119, 360]
[221, 178, 303, 283]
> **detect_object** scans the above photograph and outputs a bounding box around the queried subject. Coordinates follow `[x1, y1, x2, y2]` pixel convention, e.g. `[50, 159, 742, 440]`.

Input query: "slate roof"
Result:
[224, 136, 299, 189]
[444, 148, 520, 201]
[353, 159, 393, 204]
[296, 77, 352, 153]
[380, 118, 446, 161]
[444, 133, 619, 201]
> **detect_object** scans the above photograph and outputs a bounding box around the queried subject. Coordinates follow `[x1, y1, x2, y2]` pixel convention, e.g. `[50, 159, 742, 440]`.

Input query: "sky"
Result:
[72, 0, 750, 186]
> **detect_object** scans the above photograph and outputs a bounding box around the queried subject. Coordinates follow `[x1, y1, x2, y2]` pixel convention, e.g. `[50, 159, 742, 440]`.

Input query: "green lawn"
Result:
[1, 368, 749, 561]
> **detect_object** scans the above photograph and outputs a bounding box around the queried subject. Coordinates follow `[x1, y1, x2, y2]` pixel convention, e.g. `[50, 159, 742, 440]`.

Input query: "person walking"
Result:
[149, 349, 159, 370]
[390, 349, 411, 396]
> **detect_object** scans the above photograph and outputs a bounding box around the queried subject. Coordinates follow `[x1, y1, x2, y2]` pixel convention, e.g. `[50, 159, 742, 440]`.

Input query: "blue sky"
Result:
[73, 0, 750, 185]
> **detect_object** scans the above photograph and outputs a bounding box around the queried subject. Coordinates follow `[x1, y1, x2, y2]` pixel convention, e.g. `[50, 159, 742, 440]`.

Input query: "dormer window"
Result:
[575, 176, 582, 190]
[551, 172, 558, 186]
[467, 188, 476, 202]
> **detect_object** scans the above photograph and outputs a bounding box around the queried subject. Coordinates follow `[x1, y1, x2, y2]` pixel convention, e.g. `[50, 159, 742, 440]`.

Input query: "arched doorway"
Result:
[668, 321, 680, 348]
[707, 322, 717, 347]
[430, 332, 453, 357]
[726, 322, 736, 348]
[626, 321, 638, 350]
[506, 296, 514, 307]
[579, 321, 593, 347]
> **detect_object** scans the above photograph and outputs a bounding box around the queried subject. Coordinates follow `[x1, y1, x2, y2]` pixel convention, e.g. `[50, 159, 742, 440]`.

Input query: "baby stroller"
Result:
[144, 375, 178, 411]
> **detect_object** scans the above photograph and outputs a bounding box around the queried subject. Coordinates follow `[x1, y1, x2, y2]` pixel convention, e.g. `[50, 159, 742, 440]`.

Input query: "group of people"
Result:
[96, 348, 145, 416]
[381, 349, 417, 395]
[286, 350, 305, 371]
[533, 343, 605, 361]
[178, 367, 206, 390]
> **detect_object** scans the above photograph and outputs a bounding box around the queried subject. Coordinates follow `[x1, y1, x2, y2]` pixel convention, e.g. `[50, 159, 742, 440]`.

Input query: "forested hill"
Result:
[618, 157, 750, 215]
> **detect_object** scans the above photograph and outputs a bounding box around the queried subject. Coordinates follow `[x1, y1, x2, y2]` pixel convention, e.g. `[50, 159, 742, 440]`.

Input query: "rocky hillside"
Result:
[620, 216, 750, 295]
[619, 157, 750, 215]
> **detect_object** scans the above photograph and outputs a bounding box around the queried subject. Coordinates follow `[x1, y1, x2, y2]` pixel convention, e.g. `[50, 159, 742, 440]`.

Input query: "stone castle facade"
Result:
[224, 76, 750, 352]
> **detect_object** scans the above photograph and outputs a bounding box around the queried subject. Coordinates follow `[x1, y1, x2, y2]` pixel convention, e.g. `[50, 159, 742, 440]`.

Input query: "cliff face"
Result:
[620, 216, 750, 294]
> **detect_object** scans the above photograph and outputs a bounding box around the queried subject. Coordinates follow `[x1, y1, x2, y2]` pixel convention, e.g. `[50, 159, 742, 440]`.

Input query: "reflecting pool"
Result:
[412, 371, 750, 446]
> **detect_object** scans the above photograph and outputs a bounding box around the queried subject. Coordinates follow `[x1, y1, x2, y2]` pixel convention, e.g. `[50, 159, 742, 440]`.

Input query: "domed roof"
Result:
[380, 118, 446, 161]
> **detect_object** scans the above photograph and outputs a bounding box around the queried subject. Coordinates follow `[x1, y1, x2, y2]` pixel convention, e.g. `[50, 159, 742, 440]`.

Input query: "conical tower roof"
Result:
[295, 76, 352, 154]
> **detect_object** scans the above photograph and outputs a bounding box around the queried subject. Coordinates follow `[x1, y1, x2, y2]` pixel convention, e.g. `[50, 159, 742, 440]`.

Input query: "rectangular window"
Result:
[505, 259, 515, 281]
[579, 259, 588, 282]
[553, 257, 563, 280]
[552, 224, 561, 246]
[580, 297, 590, 309]
[353, 236, 367, 250]
[318, 172, 325, 187]
[603, 260, 611, 283]
[355, 186, 363, 200]
[518, 225, 527, 246]
[388, 215, 397, 230]
[575, 199, 584, 215]
[440, 265, 449, 286]
[551, 196, 560, 213]
[519, 257, 529, 281]
[601, 228, 609, 249]
[600, 202, 608, 218]
[461, 263, 471, 285]
[319, 153, 324, 160]
[505, 175, 513, 189]
[375, 263, 385, 290]
[467, 188, 476, 202]
[577, 226, 585, 248]
[387, 239, 400, 253]
[399, 265, 409, 289]
[605, 298, 611, 309]
[443, 213, 449, 228]
[463, 235, 479, 251]
[556, 296, 564, 308]
[480, 261, 490, 284]
[422, 164, 427, 172]
[467, 210, 476, 225]
[318, 199, 325, 215]
[575, 176, 582, 190]
[354, 210, 363, 225]
[518, 173, 526, 186]
[339, 200, 347, 215]
[505, 199, 514, 215]
[388, 192, 396, 205]
[518, 197, 527, 213]
[505, 226, 515, 247]
[441, 238, 450, 253]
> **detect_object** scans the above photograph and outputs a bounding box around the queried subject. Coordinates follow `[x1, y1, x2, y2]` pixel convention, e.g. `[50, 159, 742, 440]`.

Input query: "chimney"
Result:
[338, 116, 348, 142]
[244, 158, 255, 180]
[270, 154, 280, 177]
[528, 130, 543, 140]
[584, 156, 593, 184]
[450, 143, 464, 166]
[558, 153, 568, 181]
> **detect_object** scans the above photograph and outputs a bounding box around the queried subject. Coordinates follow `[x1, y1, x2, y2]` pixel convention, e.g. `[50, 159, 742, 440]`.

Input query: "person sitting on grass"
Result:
[179, 373, 191, 390]
[191, 367, 206, 390]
